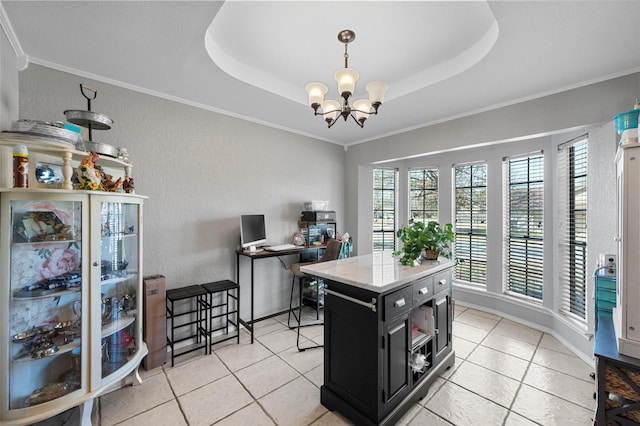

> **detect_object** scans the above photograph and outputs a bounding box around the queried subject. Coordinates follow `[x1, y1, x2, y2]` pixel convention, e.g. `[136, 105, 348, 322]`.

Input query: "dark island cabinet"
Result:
[321, 265, 455, 426]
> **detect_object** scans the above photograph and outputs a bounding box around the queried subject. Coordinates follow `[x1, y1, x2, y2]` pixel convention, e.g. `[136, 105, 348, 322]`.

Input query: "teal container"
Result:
[614, 109, 640, 134]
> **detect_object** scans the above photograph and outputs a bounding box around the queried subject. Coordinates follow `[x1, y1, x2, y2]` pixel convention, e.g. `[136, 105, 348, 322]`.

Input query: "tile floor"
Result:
[37, 305, 597, 426]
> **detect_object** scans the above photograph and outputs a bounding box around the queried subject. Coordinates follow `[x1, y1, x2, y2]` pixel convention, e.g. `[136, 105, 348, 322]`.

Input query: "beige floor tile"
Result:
[455, 311, 500, 331]
[452, 335, 479, 359]
[504, 411, 540, 426]
[394, 402, 422, 426]
[405, 406, 457, 425]
[425, 381, 509, 425]
[523, 363, 596, 410]
[418, 376, 447, 407]
[215, 402, 276, 426]
[165, 352, 230, 396]
[539, 333, 575, 356]
[452, 321, 490, 343]
[467, 345, 530, 381]
[235, 355, 300, 399]
[438, 357, 462, 379]
[114, 399, 187, 426]
[532, 346, 594, 381]
[257, 327, 306, 354]
[493, 320, 543, 345]
[511, 384, 595, 425]
[253, 318, 288, 338]
[305, 363, 324, 388]
[278, 343, 324, 374]
[454, 304, 468, 318]
[178, 374, 253, 426]
[215, 338, 272, 372]
[100, 372, 174, 426]
[310, 410, 353, 425]
[259, 376, 328, 426]
[482, 331, 537, 361]
[450, 360, 521, 408]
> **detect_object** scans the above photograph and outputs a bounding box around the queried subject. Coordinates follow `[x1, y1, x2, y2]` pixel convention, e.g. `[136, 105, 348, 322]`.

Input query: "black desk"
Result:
[594, 315, 640, 424]
[236, 245, 324, 343]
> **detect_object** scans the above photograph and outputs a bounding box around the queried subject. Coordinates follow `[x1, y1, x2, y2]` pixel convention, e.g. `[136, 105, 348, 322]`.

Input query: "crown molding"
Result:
[0, 3, 28, 71]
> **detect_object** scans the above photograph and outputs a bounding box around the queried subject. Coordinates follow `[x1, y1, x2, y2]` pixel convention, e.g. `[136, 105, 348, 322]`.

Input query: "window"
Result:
[558, 137, 588, 321]
[409, 168, 438, 223]
[373, 168, 398, 251]
[503, 153, 544, 300]
[454, 163, 487, 284]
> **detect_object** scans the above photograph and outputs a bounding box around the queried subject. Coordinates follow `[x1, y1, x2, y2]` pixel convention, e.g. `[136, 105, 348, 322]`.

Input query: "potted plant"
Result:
[393, 219, 455, 266]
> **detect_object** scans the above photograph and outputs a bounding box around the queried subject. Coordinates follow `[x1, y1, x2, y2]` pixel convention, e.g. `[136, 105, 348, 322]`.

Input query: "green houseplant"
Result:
[393, 219, 455, 266]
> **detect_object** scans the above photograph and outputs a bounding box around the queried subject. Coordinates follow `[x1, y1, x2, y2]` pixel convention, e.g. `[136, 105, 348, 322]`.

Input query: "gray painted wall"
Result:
[17, 64, 346, 320]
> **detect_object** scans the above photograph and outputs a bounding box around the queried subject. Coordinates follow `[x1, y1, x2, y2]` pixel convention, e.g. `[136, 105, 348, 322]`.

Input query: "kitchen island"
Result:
[301, 252, 455, 426]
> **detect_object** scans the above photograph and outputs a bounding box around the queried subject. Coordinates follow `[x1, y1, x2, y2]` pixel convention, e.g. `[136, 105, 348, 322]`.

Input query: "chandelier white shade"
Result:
[305, 30, 388, 128]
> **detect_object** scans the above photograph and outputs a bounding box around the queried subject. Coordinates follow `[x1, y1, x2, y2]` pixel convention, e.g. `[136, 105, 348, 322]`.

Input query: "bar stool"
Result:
[201, 280, 240, 350]
[166, 285, 208, 367]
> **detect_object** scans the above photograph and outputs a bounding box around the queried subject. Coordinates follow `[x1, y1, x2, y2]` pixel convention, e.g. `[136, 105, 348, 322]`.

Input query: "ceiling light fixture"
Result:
[305, 29, 389, 129]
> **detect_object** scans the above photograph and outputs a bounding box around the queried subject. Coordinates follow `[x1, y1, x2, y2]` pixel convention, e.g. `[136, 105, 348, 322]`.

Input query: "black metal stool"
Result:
[201, 280, 240, 350]
[166, 285, 208, 367]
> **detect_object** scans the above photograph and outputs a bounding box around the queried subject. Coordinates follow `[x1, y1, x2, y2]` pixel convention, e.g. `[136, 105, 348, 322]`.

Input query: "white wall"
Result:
[17, 64, 345, 320]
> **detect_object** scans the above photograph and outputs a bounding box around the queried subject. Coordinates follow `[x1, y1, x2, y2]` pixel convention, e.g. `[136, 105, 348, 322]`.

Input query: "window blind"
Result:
[557, 137, 588, 321]
[373, 168, 398, 251]
[454, 163, 487, 284]
[503, 153, 544, 300]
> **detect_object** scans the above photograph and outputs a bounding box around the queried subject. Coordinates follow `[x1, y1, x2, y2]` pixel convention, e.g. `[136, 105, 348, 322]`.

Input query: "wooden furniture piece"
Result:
[235, 244, 325, 343]
[595, 315, 640, 425]
[201, 280, 240, 350]
[0, 190, 146, 426]
[288, 239, 343, 351]
[142, 275, 167, 370]
[302, 253, 455, 426]
[165, 285, 208, 367]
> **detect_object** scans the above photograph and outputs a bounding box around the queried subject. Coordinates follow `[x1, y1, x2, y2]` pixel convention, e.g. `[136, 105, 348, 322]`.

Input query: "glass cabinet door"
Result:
[8, 197, 84, 410]
[95, 199, 140, 380]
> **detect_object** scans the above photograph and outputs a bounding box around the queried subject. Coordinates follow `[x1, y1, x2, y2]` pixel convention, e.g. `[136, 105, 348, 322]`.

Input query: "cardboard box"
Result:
[143, 275, 166, 370]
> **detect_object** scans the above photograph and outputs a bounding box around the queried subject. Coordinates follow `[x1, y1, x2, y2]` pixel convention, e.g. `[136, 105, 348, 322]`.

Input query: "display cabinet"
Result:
[0, 190, 146, 425]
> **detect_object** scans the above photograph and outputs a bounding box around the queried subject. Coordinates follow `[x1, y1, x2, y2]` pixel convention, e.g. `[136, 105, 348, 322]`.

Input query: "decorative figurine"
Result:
[75, 152, 104, 191]
[123, 177, 135, 194]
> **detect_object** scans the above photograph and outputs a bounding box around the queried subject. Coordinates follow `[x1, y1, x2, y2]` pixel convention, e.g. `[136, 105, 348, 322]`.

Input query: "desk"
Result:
[595, 315, 640, 424]
[236, 244, 325, 343]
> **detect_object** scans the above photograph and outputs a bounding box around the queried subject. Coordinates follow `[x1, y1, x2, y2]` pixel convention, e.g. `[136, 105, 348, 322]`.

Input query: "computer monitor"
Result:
[240, 214, 267, 251]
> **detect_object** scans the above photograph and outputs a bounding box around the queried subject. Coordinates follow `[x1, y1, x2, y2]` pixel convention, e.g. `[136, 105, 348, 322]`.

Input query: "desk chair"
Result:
[288, 238, 342, 351]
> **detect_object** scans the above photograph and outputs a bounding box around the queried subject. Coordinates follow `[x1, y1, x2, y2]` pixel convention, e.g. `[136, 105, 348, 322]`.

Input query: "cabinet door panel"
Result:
[324, 291, 379, 419]
[384, 315, 409, 405]
[435, 295, 450, 356]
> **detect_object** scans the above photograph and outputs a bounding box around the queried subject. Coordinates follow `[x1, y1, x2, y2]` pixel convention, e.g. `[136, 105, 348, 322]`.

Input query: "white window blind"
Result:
[454, 162, 487, 284]
[503, 153, 544, 300]
[558, 136, 588, 322]
[409, 168, 438, 223]
[373, 168, 398, 251]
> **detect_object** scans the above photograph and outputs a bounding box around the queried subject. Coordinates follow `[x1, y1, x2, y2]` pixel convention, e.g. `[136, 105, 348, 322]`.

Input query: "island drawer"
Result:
[434, 270, 450, 295]
[412, 276, 434, 306]
[384, 285, 413, 321]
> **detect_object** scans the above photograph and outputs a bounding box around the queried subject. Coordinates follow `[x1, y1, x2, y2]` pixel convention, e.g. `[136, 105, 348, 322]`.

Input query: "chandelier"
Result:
[305, 29, 389, 128]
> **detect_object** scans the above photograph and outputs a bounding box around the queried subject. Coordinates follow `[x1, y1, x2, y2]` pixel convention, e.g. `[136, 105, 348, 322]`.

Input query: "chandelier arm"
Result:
[327, 118, 339, 129]
[349, 112, 365, 128]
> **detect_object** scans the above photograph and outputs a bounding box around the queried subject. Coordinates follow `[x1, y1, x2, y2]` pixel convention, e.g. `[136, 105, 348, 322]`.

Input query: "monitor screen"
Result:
[240, 214, 266, 250]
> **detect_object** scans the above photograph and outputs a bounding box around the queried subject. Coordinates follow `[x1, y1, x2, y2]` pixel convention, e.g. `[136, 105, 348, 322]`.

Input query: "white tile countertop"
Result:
[300, 251, 455, 293]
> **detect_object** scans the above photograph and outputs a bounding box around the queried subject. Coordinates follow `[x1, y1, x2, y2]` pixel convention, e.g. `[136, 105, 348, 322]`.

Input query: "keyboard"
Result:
[265, 244, 298, 252]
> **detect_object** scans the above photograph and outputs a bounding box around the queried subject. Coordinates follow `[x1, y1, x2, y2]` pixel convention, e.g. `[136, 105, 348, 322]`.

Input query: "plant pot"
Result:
[424, 249, 439, 260]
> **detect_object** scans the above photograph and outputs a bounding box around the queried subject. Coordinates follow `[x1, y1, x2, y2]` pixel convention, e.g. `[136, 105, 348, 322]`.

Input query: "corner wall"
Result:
[17, 64, 345, 320]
